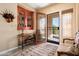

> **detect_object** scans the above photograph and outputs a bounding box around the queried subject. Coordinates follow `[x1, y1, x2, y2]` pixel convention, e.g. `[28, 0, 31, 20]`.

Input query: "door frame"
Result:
[47, 12, 60, 44]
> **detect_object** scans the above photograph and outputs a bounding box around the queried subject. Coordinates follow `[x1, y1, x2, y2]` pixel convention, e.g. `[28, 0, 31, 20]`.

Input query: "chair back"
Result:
[74, 32, 79, 55]
[75, 32, 79, 45]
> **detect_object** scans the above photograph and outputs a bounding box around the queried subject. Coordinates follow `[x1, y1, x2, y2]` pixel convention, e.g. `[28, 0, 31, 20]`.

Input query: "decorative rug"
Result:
[10, 43, 58, 56]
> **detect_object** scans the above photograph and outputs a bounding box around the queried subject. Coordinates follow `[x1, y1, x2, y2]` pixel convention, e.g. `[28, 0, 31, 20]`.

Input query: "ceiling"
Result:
[26, 3, 52, 9]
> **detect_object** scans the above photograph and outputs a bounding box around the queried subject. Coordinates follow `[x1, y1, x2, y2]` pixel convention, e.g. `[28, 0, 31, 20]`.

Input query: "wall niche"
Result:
[17, 6, 33, 30]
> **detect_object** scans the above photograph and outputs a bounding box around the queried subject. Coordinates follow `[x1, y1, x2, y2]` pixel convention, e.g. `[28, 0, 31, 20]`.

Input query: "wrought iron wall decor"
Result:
[0, 9, 15, 23]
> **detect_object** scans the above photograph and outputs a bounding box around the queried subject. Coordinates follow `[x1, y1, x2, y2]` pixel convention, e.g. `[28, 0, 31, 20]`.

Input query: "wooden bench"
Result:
[17, 33, 36, 49]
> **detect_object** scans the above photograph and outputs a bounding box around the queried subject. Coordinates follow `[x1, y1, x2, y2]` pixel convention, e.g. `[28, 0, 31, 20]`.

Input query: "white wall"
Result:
[0, 3, 18, 52]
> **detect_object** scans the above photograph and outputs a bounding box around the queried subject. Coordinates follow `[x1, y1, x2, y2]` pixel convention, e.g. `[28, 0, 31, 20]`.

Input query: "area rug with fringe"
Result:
[10, 42, 58, 56]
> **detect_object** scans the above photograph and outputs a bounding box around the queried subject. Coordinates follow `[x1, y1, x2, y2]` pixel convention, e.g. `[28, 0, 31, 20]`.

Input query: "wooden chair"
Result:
[57, 38, 75, 56]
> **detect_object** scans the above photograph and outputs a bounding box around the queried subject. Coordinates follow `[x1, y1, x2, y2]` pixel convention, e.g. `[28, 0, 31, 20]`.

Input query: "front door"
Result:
[47, 12, 60, 44]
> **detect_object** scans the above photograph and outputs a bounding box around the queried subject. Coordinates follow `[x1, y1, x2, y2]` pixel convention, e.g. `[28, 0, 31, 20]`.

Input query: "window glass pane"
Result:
[52, 17, 60, 27]
[52, 17, 60, 35]
[38, 17, 46, 39]
[39, 18, 46, 29]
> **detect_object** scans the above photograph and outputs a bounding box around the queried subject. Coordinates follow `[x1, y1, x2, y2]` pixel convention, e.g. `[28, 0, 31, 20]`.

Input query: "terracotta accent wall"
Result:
[17, 6, 34, 30]
[18, 4, 36, 30]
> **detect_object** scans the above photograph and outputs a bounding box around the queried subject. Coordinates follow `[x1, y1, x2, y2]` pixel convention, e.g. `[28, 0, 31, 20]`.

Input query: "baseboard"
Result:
[0, 44, 30, 55]
[0, 46, 18, 55]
